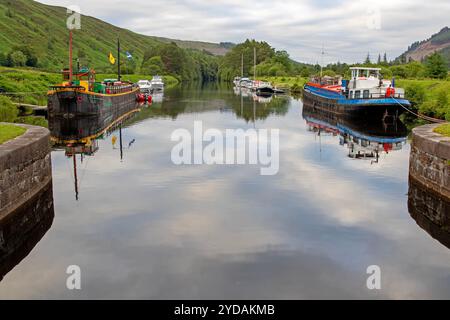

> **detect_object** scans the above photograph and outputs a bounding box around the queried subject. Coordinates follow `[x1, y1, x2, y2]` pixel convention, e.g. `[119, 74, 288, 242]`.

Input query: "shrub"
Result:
[0, 95, 18, 122]
[405, 83, 426, 107]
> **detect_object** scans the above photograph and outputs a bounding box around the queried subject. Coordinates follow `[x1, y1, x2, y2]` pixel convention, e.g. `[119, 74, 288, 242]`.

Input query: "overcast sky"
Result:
[36, 0, 449, 64]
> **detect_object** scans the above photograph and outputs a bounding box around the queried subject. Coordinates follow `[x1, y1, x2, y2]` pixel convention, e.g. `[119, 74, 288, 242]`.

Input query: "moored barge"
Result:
[48, 31, 142, 134]
[303, 67, 411, 121]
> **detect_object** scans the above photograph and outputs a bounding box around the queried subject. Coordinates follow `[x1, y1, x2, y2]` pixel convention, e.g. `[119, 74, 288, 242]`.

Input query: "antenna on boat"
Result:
[320, 44, 325, 78]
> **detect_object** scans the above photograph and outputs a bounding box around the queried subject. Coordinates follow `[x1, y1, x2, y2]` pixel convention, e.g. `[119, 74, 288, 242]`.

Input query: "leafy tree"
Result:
[425, 52, 447, 79]
[8, 50, 27, 67]
[141, 56, 164, 75]
[390, 65, 408, 78]
[0, 52, 7, 66]
[405, 83, 425, 107]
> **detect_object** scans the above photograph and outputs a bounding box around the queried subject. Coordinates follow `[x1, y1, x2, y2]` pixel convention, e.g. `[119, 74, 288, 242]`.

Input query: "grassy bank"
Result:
[434, 123, 450, 136]
[396, 79, 450, 120]
[0, 66, 179, 105]
[0, 123, 26, 144]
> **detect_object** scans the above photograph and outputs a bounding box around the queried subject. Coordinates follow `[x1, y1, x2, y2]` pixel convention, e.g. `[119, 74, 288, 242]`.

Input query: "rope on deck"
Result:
[392, 97, 447, 124]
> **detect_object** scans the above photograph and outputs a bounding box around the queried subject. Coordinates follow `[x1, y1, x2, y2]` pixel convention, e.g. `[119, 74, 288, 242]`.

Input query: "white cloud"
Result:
[36, 0, 449, 63]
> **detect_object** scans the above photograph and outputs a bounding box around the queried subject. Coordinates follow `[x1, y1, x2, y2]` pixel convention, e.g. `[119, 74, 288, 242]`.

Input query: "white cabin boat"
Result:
[150, 76, 164, 91]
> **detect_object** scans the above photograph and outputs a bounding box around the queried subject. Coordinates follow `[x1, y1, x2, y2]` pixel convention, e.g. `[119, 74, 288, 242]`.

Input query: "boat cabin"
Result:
[347, 67, 405, 99]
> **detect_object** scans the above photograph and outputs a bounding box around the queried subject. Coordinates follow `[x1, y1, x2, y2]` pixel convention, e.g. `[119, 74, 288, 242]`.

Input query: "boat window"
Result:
[355, 90, 361, 99]
[349, 91, 353, 99]
[363, 90, 370, 98]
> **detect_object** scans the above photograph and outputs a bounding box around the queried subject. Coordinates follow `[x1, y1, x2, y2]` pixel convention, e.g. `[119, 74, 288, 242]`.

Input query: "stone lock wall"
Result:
[409, 124, 450, 201]
[0, 123, 52, 220]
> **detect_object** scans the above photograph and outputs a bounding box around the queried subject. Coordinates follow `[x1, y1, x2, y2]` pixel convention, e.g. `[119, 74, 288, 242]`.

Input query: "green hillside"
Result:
[399, 27, 450, 68]
[0, 0, 222, 78]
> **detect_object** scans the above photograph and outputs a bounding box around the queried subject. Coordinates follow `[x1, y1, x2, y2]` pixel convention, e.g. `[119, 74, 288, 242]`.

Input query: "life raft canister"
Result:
[136, 93, 145, 103]
[386, 87, 395, 97]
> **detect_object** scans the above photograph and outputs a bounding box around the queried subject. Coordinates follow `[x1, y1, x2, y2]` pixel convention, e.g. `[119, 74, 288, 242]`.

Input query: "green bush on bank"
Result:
[0, 95, 19, 122]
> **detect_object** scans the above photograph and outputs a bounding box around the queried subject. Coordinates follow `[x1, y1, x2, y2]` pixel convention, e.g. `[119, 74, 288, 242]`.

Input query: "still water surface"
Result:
[1, 83, 450, 299]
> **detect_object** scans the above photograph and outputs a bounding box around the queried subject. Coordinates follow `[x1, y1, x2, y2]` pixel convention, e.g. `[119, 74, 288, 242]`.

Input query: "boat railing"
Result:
[50, 85, 86, 91]
[369, 92, 405, 99]
[105, 84, 137, 95]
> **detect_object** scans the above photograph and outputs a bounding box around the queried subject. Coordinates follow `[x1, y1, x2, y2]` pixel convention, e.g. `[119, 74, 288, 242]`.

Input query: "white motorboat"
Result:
[137, 80, 152, 94]
[151, 76, 164, 91]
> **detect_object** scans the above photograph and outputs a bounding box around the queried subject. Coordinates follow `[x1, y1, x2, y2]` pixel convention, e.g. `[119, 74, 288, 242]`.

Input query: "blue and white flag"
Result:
[126, 51, 133, 60]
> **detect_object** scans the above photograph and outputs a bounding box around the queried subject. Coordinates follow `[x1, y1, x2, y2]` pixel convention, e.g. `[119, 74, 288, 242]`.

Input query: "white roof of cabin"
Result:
[349, 67, 381, 71]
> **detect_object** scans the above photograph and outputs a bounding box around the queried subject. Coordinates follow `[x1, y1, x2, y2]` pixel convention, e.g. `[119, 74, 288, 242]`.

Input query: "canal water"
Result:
[1, 83, 450, 299]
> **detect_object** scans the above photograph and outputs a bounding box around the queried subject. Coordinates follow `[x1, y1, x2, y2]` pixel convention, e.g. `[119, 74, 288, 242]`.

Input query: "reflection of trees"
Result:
[123, 82, 290, 126]
[230, 93, 290, 123]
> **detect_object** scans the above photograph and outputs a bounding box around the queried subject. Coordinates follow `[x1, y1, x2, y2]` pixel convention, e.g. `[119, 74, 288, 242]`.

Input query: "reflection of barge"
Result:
[302, 103, 407, 161]
[303, 67, 411, 120]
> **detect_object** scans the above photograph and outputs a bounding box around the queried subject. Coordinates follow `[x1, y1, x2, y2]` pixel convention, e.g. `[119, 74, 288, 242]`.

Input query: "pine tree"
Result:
[377, 54, 381, 65]
[365, 52, 371, 64]
[383, 52, 388, 64]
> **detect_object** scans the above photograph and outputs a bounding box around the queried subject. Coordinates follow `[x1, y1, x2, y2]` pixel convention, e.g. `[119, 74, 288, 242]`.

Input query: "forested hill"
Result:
[397, 27, 450, 68]
[0, 0, 225, 80]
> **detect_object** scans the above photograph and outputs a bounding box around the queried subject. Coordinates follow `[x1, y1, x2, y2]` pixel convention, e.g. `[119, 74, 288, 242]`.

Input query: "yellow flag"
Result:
[109, 52, 116, 65]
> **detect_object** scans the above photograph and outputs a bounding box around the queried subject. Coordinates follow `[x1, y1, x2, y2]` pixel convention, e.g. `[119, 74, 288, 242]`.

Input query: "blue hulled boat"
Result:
[302, 67, 411, 121]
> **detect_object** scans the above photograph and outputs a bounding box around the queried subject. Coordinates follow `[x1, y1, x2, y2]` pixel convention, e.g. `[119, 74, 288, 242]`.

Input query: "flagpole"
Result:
[117, 38, 121, 82]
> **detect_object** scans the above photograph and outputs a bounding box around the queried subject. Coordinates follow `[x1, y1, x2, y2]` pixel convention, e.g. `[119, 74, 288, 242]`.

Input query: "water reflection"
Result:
[302, 104, 407, 163]
[3, 83, 450, 299]
[49, 111, 142, 200]
[408, 177, 450, 249]
[0, 181, 54, 282]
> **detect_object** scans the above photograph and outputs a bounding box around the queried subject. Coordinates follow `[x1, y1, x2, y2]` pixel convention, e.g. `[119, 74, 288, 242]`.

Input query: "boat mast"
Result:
[253, 47, 256, 81]
[117, 38, 121, 82]
[119, 124, 123, 161]
[73, 153, 79, 201]
[320, 44, 325, 78]
[241, 53, 244, 78]
[69, 30, 73, 84]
